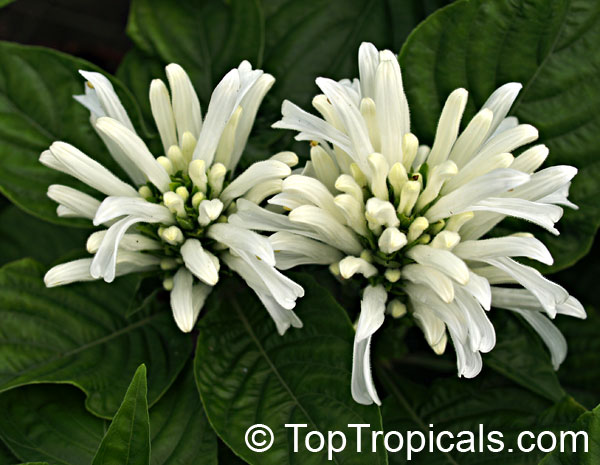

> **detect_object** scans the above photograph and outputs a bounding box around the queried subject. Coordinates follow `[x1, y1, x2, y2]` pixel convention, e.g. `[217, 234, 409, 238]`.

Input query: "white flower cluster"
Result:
[41, 43, 585, 407]
[42, 62, 303, 334]
[229, 43, 585, 405]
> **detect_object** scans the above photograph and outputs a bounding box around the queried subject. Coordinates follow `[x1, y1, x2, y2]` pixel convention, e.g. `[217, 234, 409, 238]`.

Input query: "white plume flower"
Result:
[236, 42, 585, 405]
[42, 63, 303, 335]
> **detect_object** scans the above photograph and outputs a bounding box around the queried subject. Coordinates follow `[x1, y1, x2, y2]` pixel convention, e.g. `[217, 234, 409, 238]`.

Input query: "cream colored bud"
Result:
[407, 217, 429, 243]
[157, 156, 174, 175]
[384, 268, 402, 283]
[387, 300, 407, 318]
[138, 185, 153, 199]
[208, 163, 227, 196]
[160, 258, 178, 270]
[398, 180, 420, 216]
[162, 277, 174, 291]
[350, 163, 367, 187]
[378, 227, 407, 254]
[175, 186, 189, 201]
[163, 191, 187, 217]
[191, 191, 205, 209]
[181, 131, 197, 162]
[160, 225, 184, 245]
[188, 159, 207, 193]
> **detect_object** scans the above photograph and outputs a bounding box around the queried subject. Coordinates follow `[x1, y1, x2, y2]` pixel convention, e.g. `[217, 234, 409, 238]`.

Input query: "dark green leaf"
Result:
[399, 0, 600, 272]
[0, 41, 145, 226]
[485, 311, 565, 403]
[0, 259, 191, 418]
[539, 403, 600, 464]
[0, 205, 90, 267]
[380, 368, 585, 464]
[0, 438, 18, 464]
[0, 364, 216, 465]
[92, 364, 150, 465]
[0, 385, 108, 465]
[149, 362, 218, 465]
[194, 273, 387, 465]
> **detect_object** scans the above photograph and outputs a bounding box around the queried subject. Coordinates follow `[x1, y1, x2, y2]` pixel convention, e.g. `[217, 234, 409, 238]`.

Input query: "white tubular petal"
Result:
[539, 183, 578, 210]
[402, 264, 454, 303]
[352, 285, 387, 405]
[454, 286, 496, 353]
[405, 283, 468, 343]
[361, 98, 381, 153]
[180, 239, 220, 285]
[282, 175, 347, 224]
[221, 252, 303, 334]
[491, 287, 586, 320]
[165, 63, 202, 142]
[406, 245, 469, 285]
[87, 230, 160, 253]
[417, 160, 458, 209]
[481, 82, 522, 137]
[44, 259, 94, 287]
[116, 251, 161, 274]
[90, 215, 145, 282]
[192, 68, 252, 165]
[509, 308, 567, 370]
[94, 196, 173, 225]
[229, 73, 275, 170]
[365, 198, 399, 229]
[412, 302, 447, 350]
[476, 124, 539, 163]
[469, 198, 563, 235]
[335, 174, 364, 203]
[511, 144, 549, 173]
[454, 236, 553, 265]
[483, 257, 568, 317]
[461, 271, 491, 310]
[149, 79, 178, 153]
[339, 256, 377, 279]
[407, 217, 429, 243]
[388, 162, 408, 199]
[56, 205, 79, 218]
[334, 194, 368, 236]
[311, 145, 340, 192]
[95, 117, 171, 192]
[316, 77, 374, 174]
[269, 231, 343, 269]
[47, 185, 100, 220]
[220, 160, 291, 207]
[471, 265, 517, 284]
[448, 109, 493, 168]
[47, 142, 138, 197]
[508, 166, 578, 201]
[425, 169, 530, 223]
[243, 179, 282, 205]
[427, 88, 469, 167]
[374, 50, 409, 165]
[491, 116, 519, 137]
[442, 152, 513, 194]
[77, 71, 134, 130]
[368, 153, 390, 200]
[273, 100, 354, 155]
[448, 328, 483, 378]
[229, 199, 321, 239]
[268, 192, 306, 211]
[207, 223, 274, 265]
[412, 145, 431, 171]
[358, 42, 380, 98]
[430, 231, 461, 250]
[214, 105, 242, 169]
[270, 151, 298, 167]
[170, 268, 209, 333]
[378, 227, 407, 254]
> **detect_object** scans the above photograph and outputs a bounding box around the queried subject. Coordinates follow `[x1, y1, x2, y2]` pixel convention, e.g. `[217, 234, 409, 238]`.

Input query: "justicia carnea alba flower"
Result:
[230, 42, 586, 405]
[41, 62, 304, 334]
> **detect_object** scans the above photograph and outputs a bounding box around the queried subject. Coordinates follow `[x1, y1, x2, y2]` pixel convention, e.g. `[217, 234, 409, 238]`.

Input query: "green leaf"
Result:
[0, 364, 216, 465]
[149, 362, 218, 465]
[0, 385, 109, 465]
[194, 273, 387, 465]
[0, 259, 191, 418]
[92, 364, 150, 465]
[0, 438, 18, 464]
[380, 368, 585, 464]
[398, 0, 600, 272]
[0, 205, 90, 267]
[484, 311, 565, 403]
[539, 403, 600, 464]
[0, 41, 145, 226]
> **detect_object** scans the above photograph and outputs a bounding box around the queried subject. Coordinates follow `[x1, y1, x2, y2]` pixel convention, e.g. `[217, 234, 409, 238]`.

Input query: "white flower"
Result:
[234, 42, 585, 405]
[41, 62, 304, 334]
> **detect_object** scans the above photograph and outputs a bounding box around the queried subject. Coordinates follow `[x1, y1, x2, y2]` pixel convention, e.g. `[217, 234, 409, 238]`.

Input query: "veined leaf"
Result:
[194, 273, 387, 465]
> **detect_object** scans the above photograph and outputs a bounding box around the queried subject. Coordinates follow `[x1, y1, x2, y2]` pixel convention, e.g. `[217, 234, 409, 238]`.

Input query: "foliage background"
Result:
[0, 0, 598, 464]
